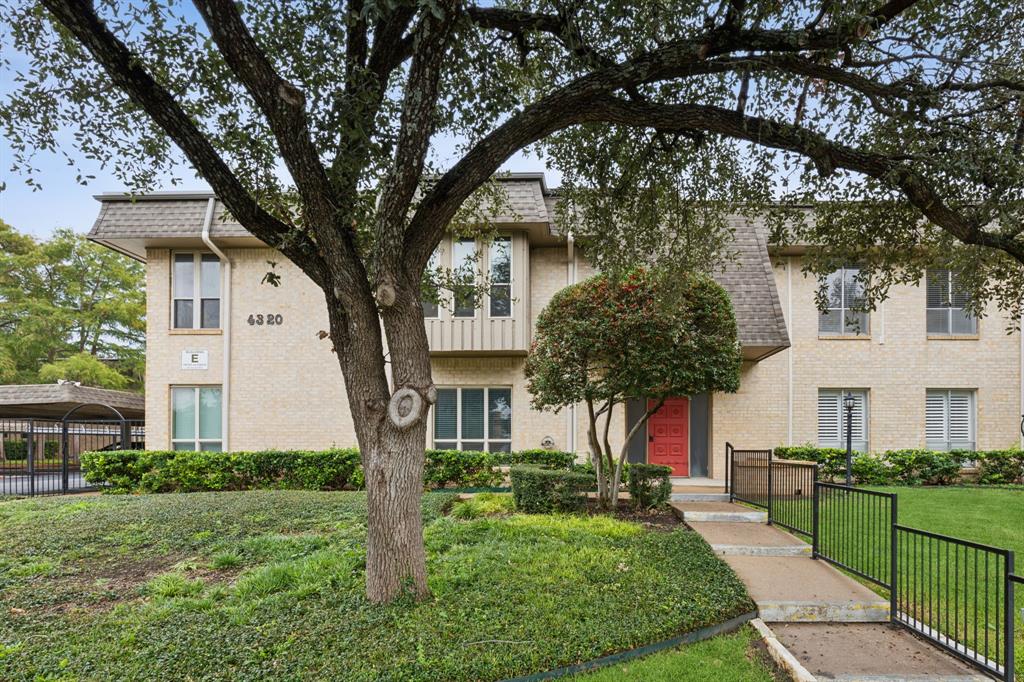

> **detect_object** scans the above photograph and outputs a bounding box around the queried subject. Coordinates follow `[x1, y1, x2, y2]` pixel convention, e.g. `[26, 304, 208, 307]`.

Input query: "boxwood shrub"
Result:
[509, 465, 593, 513]
[1, 439, 60, 461]
[975, 449, 1024, 484]
[627, 463, 672, 509]
[491, 448, 575, 469]
[424, 449, 503, 489]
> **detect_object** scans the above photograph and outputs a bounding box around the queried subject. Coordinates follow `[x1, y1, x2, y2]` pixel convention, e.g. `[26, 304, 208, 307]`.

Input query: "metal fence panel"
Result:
[769, 460, 817, 537]
[729, 448, 772, 510]
[894, 526, 1013, 680]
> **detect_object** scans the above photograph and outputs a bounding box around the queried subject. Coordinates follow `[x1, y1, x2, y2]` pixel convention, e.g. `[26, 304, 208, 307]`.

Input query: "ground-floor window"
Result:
[433, 387, 511, 452]
[926, 389, 975, 451]
[817, 389, 868, 452]
[171, 386, 223, 451]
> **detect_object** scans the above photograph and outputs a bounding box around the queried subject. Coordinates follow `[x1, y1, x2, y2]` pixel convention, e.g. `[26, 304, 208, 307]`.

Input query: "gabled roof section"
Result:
[716, 215, 790, 360]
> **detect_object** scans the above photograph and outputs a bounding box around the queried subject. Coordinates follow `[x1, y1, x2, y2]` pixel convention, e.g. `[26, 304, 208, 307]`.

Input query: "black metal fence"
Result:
[728, 446, 771, 510]
[894, 526, 1014, 680]
[814, 482, 896, 590]
[0, 418, 144, 497]
[769, 458, 817, 537]
[726, 444, 1018, 681]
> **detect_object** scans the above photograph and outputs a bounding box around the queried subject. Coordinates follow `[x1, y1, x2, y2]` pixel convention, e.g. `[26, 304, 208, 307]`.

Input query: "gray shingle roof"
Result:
[90, 196, 248, 240]
[0, 384, 144, 419]
[716, 215, 789, 355]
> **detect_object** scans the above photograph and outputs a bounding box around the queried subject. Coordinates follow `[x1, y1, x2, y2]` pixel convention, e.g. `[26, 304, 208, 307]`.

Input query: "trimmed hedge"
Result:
[82, 447, 582, 494]
[773, 445, 1023, 485]
[1, 439, 60, 461]
[627, 463, 672, 509]
[509, 465, 593, 513]
[81, 449, 363, 494]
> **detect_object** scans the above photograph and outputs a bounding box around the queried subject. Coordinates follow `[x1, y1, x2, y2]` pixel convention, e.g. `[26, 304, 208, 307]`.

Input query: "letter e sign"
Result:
[181, 350, 209, 370]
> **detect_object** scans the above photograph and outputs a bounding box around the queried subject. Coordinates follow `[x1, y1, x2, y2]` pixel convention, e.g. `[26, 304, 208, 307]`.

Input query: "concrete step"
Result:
[723, 556, 890, 623]
[670, 501, 767, 523]
[670, 492, 731, 502]
[688, 522, 811, 556]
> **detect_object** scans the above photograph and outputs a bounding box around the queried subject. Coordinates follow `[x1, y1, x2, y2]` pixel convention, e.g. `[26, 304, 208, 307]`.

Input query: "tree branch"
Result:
[39, 0, 327, 284]
[192, 0, 336, 222]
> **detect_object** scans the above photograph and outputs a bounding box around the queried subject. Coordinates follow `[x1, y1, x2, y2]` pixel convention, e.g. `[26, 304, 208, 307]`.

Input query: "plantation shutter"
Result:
[818, 389, 867, 451]
[925, 391, 947, 447]
[948, 391, 974, 450]
[926, 390, 975, 451]
[817, 391, 841, 447]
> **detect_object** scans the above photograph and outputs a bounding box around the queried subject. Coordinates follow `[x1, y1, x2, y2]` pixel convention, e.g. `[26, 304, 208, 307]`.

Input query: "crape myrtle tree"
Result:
[524, 269, 742, 509]
[1, 0, 1022, 603]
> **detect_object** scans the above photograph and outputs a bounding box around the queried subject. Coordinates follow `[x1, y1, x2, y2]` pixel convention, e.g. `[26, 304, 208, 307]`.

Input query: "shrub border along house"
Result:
[81, 447, 578, 494]
[1, 439, 60, 461]
[773, 445, 1024, 485]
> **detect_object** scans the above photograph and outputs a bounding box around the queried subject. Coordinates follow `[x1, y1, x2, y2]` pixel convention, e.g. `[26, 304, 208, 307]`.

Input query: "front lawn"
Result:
[0, 490, 754, 681]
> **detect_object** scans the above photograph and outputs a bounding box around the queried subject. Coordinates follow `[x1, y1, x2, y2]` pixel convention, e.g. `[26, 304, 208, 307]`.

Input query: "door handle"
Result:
[648, 435, 655, 442]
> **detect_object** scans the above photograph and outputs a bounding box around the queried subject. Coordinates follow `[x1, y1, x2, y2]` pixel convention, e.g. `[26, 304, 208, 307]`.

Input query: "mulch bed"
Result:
[583, 498, 682, 530]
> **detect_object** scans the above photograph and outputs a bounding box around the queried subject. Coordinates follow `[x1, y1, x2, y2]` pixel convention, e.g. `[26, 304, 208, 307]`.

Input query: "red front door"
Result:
[647, 397, 690, 476]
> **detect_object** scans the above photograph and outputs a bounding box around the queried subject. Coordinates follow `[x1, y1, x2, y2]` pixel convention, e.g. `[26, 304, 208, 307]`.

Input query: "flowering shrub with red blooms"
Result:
[525, 268, 741, 508]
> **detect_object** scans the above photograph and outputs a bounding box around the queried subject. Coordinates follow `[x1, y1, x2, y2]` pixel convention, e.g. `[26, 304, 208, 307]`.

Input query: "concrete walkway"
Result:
[670, 497, 986, 680]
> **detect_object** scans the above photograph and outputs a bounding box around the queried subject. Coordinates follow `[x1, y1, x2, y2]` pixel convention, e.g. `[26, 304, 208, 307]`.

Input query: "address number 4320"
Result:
[247, 313, 283, 326]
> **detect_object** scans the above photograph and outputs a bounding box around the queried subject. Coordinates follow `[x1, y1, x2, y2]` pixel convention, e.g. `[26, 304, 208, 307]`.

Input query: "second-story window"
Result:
[489, 236, 512, 318]
[422, 248, 440, 318]
[452, 238, 477, 318]
[926, 269, 977, 336]
[819, 266, 869, 335]
[173, 253, 220, 329]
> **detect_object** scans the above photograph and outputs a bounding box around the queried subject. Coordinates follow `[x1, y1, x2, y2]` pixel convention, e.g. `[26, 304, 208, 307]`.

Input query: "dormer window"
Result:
[173, 253, 220, 329]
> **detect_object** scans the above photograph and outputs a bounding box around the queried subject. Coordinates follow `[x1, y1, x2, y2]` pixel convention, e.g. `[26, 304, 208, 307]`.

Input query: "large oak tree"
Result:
[2, 0, 1021, 603]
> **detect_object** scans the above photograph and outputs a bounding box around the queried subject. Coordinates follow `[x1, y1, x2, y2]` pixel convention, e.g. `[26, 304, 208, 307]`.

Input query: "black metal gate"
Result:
[0, 416, 144, 497]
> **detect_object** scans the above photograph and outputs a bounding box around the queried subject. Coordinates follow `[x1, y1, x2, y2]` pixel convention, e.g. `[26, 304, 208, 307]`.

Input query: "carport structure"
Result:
[0, 383, 144, 496]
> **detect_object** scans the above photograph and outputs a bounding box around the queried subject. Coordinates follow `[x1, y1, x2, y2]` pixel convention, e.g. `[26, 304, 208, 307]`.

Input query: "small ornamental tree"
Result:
[525, 269, 741, 508]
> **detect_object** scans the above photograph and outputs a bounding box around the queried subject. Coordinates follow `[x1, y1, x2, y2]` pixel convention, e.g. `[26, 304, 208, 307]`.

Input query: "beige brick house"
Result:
[88, 173, 1023, 479]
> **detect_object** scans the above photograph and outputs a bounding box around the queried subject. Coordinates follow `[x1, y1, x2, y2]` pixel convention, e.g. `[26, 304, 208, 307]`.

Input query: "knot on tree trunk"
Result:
[374, 281, 397, 307]
[388, 387, 424, 430]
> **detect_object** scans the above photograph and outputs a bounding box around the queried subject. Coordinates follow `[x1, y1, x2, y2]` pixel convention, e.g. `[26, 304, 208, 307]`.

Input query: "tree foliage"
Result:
[1, 0, 1021, 602]
[525, 269, 741, 507]
[0, 221, 145, 388]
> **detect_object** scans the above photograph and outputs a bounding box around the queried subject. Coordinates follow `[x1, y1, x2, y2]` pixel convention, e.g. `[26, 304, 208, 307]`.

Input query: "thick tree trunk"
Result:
[325, 276, 434, 604]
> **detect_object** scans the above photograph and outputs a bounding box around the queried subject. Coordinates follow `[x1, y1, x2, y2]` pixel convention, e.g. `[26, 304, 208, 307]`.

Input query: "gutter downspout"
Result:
[567, 232, 577, 454]
[787, 257, 794, 446]
[201, 198, 231, 451]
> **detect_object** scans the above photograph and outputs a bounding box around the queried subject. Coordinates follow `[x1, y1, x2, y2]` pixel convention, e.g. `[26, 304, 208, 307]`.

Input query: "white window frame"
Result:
[421, 247, 442, 319]
[817, 388, 869, 452]
[170, 385, 223, 451]
[431, 386, 512, 452]
[926, 269, 977, 336]
[487, 235, 513, 319]
[926, 389, 976, 452]
[451, 238, 478, 319]
[171, 252, 221, 329]
[819, 266, 869, 336]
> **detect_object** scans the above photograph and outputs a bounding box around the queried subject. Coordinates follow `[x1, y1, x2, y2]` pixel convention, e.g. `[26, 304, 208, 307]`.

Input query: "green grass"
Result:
[450, 491, 515, 519]
[0, 490, 754, 681]
[573, 626, 777, 681]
